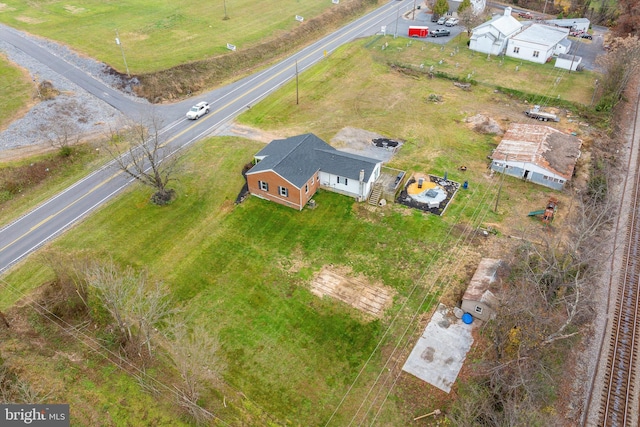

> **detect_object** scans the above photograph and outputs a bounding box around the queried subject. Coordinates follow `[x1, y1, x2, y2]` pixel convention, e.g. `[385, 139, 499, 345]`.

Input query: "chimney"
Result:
[504, 6, 512, 16]
[359, 169, 365, 182]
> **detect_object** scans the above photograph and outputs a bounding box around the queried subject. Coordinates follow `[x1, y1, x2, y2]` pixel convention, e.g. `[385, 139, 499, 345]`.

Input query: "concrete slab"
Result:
[402, 303, 474, 393]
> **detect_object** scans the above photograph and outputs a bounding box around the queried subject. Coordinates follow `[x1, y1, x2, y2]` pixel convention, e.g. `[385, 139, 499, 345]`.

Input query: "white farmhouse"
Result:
[469, 7, 522, 56]
[506, 24, 571, 64]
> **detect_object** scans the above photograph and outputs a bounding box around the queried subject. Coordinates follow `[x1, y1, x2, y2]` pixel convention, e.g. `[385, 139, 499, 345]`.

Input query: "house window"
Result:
[279, 186, 288, 197]
[259, 181, 269, 191]
[475, 306, 483, 314]
[305, 184, 309, 194]
[559, 179, 565, 184]
[311, 177, 314, 185]
[513, 46, 520, 54]
[533, 51, 540, 58]
[344, 178, 348, 185]
[337, 177, 340, 184]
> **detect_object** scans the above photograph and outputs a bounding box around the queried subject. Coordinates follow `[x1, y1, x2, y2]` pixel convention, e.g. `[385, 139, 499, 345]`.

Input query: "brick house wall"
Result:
[247, 170, 320, 210]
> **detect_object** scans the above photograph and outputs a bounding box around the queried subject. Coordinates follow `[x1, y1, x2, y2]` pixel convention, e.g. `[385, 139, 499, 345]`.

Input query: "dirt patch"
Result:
[310, 266, 395, 319]
[331, 126, 401, 162]
[465, 113, 504, 135]
[63, 5, 85, 14]
[15, 16, 44, 24]
[215, 122, 287, 144]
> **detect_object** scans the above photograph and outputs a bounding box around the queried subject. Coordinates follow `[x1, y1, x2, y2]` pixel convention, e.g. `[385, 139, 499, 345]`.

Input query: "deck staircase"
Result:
[368, 183, 383, 206]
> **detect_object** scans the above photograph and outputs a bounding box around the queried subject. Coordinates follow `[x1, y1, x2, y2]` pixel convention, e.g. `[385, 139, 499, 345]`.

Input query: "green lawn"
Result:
[0, 0, 360, 73]
[0, 54, 32, 129]
[0, 35, 603, 425]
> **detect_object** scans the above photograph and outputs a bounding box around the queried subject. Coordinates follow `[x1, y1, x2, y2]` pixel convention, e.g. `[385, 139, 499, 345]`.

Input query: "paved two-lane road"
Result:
[0, 0, 415, 275]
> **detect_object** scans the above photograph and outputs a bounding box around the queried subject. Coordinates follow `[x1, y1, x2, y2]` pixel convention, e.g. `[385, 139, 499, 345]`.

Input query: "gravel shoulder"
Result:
[0, 23, 145, 160]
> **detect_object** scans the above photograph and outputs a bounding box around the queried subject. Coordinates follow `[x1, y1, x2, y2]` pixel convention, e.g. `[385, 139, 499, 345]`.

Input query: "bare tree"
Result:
[164, 320, 224, 424]
[450, 173, 615, 424]
[44, 119, 81, 157]
[105, 113, 178, 205]
[86, 260, 173, 361]
[38, 251, 90, 320]
[595, 35, 640, 111]
[458, 8, 488, 37]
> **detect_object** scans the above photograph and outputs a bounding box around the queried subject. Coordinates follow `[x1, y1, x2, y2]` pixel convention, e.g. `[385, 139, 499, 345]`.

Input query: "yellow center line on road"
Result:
[198, 5, 393, 120]
[0, 120, 206, 253]
[1, 4, 393, 255]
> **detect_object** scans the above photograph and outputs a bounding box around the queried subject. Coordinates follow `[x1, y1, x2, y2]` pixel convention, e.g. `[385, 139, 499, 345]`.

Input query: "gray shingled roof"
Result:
[246, 133, 380, 188]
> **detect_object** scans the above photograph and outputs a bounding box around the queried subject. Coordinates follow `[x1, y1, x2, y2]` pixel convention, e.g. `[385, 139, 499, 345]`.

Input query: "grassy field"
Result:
[0, 145, 108, 227]
[0, 54, 32, 129]
[0, 32, 598, 424]
[0, 0, 362, 74]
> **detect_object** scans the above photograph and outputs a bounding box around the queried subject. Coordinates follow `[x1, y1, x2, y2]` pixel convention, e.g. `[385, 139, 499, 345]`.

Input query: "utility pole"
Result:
[114, 29, 130, 78]
[394, 2, 400, 38]
[295, 59, 299, 105]
[590, 79, 599, 106]
[223, 0, 229, 20]
[412, 0, 417, 20]
[494, 155, 508, 213]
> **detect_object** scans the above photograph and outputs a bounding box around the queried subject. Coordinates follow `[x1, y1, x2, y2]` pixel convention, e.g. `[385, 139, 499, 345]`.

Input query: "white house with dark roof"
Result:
[506, 24, 571, 64]
[246, 133, 382, 210]
[489, 123, 582, 190]
[469, 7, 523, 56]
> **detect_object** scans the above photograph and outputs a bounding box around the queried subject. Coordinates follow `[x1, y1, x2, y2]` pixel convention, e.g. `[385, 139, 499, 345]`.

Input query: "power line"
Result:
[0, 276, 285, 426]
[326, 170, 504, 425]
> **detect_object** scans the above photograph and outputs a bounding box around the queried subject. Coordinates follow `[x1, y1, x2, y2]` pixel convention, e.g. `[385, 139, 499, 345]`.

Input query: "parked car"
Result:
[444, 17, 459, 27]
[569, 30, 584, 37]
[581, 33, 593, 40]
[518, 11, 533, 19]
[186, 101, 210, 120]
[431, 14, 440, 23]
[430, 28, 451, 38]
[437, 16, 447, 25]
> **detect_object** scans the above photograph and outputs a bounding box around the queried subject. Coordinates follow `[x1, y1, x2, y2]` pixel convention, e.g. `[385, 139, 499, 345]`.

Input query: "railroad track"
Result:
[597, 90, 640, 427]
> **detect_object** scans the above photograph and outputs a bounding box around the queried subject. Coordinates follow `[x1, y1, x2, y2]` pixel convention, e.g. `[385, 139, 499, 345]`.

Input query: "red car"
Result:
[518, 11, 533, 19]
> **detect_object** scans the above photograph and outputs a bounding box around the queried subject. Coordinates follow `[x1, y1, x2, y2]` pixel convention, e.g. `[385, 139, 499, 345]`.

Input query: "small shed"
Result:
[555, 53, 582, 71]
[461, 258, 501, 321]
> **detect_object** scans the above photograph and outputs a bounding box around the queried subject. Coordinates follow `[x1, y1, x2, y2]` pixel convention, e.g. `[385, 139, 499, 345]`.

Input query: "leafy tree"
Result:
[433, 0, 449, 17]
[457, 0, 472, 15]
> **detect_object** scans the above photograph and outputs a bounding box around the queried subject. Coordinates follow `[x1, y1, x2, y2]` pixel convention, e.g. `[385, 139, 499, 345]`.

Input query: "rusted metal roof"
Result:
[463, 258, 501, 306]
[491, 123, 582, 180]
